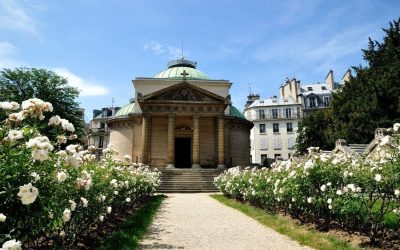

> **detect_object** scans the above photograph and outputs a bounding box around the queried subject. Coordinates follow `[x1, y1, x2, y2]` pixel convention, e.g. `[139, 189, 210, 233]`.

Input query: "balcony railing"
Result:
[248, 113, 302, 121]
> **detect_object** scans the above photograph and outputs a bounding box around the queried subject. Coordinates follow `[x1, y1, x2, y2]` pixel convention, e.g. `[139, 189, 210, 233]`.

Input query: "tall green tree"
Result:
[332, 18, 400, 144]
[296, 109, 335, 154]
[0, 67, 84, 138]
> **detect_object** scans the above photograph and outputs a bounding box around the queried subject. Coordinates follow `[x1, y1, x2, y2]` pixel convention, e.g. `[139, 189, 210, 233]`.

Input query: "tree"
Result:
[0, 67, 84, 139]
[296, 109, 335, 154]
[331, 18, 400, 144]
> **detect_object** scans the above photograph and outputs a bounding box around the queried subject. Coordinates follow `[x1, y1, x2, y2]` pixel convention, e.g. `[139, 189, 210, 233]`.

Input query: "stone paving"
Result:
[139, 193, 312, 250]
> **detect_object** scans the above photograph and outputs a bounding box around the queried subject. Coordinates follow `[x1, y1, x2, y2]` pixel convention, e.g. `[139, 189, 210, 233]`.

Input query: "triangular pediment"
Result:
[143, 82, 227, 103]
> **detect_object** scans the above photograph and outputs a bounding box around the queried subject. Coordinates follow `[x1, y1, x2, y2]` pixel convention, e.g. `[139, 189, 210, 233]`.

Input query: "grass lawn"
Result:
[211, 194, 363, 250]
[100, 195, 165, 250]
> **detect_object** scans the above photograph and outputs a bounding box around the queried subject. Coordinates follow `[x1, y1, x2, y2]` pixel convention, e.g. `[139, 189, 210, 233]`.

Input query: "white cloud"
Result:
[53, 68, 109, 97]
[0, 41, 17, 56]
[143, 41, 184, 59]
[0, 0, 39, 35]
[0, 41, 24, 69]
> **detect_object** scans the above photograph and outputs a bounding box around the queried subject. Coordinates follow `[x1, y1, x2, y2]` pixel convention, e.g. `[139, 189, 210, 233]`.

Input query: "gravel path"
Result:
[139, 193, 312, 250]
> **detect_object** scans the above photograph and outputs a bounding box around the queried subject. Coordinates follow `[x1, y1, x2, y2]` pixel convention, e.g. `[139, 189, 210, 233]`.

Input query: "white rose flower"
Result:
[126, 197, 131, 203]
[336, 190, 343, 196]
[7, 130, 24, 141]
[0, 213, 6, 222]
[99, 215, 104, 221]
[1, 239, 22, 250]
[328, 204, 333, 210]
[80, 197, 88, 207]
[63, 208, 71, 222]
[17, 183, 39, 205]
[114, 191, 118, 195]
[395, 189, 400, 196]
[69, 200, 77, 211]
[393, 123, 400, 132]
[320, 184, 326, 192]
[375, 174, 382, 182]
[30, 172, 40, 182]
[107, 206, 112, 214]
[48, 115, 61, 126]
[57, 171, 67, 182]
[307, 197, 312, 203]
[326, 182, 332, 186]
[327, 198, 332, 204]
[0, 101, 20, 110]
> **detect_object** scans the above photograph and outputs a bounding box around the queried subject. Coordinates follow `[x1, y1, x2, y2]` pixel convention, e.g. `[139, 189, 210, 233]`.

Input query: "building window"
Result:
[261, 154, 268, 164]
[288, 137, 295, 149]
[260, 138, 267, 150]
[274, 154, 282, 159]
[259, 124, 266, 134]
[272, 109, 278, 119]
[321, 86, 327, 90]
[273, 123, 279, 133]
[285, 108, 292, 118]
[286, 123, 293, 133]
[258, 109, 265, 119]
[100, 122, 105, 129]
[307, 87, 313, 91]
[98, 136, 104, 148]
[273, 138, 282, 149]
[323, 96, 330, 107]
[309, 97, 317, 108]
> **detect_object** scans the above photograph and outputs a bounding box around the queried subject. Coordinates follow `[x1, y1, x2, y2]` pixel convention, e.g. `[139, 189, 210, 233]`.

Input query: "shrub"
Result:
[0, 99, 161, 249]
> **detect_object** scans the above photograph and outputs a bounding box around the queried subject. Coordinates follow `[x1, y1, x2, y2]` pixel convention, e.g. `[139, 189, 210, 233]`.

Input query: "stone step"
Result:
[157, 189, 219, 193]
[158, 169, 222, 193]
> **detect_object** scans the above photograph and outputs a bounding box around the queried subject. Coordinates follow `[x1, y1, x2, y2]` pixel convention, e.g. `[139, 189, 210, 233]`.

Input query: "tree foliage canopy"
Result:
[0, 67, 84, 137]
[296, 18, 400, 153]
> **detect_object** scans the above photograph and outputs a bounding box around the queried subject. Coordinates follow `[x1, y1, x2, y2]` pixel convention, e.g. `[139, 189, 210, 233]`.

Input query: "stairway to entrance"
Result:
[157, 169, 222, 193]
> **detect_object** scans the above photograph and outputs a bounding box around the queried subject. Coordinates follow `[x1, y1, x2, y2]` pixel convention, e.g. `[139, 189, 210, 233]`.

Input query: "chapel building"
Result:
[107, 58, 253, 169]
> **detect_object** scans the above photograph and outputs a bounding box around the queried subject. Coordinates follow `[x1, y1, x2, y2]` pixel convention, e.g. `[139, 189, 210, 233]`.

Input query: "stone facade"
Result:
[107, 59, 253, 169]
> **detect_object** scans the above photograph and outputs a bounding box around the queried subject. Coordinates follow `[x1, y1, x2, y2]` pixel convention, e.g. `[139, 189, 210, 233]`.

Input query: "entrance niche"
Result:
[175, 137, 191, 168]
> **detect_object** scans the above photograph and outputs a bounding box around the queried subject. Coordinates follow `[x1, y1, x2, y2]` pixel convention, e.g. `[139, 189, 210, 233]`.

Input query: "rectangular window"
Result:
[259, 138, 267, 150]
[285, 108, 292, 118]
[259, 124, 266, 134]
[273, 123, 279, 133]
[272, 109, 278, 119]
[261, 154, 268, 164]
[323, 96, 330, 107]
[273, 138, 282, 149]
[274, 154, 282, 159]
[98, 136, 104, 148]
[288, 137, 295, 149]
[258, 109, 265, 119]
[286, 123, 293, 132]
[100, 122, 105, 129]
[309, 97, 317, 108]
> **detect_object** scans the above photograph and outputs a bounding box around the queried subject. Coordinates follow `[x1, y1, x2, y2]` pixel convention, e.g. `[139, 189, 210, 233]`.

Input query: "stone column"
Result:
[217, 116, 226, 169]
[141, 115, 149, 164]
[192, 115, 201, 169]
[166, 115, 175, 169]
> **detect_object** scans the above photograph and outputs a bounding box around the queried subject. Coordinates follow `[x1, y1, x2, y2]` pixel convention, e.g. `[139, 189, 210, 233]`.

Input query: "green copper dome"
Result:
[115, 101, 135, 117]
[229, 106, 246, 120]
[154, 58, 209, 80]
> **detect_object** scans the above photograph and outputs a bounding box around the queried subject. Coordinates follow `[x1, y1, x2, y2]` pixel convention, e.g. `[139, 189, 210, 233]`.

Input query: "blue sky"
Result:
[0, 0, 399, 121]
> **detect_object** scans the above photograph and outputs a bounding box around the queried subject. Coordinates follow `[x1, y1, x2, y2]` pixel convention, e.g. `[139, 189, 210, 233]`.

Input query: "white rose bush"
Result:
[0, 99, 161, 249]
[215, 125, 400, 246]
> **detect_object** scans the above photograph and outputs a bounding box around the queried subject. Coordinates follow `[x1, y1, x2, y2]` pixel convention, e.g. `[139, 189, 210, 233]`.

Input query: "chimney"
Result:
[325, 70, 334, 90]
[341, 69, 352, 85]
[245, 94, 260, 108]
